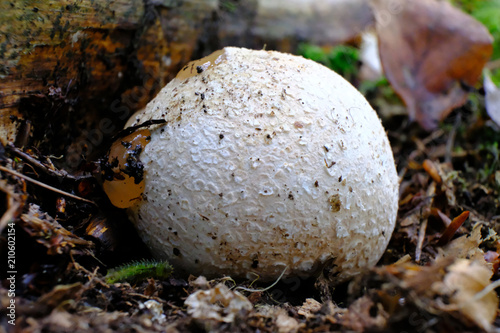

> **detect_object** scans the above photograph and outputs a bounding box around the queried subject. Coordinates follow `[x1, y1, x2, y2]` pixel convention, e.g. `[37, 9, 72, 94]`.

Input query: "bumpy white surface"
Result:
[127, 47, 399, 282]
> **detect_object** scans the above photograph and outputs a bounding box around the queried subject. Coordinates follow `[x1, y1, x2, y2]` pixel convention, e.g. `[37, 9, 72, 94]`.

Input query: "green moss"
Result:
[298, 43, 359, 81]
[298, 44, 327, 63]
[105, 259, 173, 284]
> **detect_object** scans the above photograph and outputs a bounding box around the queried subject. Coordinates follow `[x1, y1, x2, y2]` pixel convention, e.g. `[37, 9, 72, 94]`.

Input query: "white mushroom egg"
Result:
[104, 47, 399, 283]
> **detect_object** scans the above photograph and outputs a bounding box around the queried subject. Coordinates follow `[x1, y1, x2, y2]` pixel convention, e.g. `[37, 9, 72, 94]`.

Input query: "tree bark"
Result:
[0, 0, 218, 163]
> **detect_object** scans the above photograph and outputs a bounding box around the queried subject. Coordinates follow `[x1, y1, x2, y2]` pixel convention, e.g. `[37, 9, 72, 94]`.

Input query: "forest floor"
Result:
[1, 72, 500, 333]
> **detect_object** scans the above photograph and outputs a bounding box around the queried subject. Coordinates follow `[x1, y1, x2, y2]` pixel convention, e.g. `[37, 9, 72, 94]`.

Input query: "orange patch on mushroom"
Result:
[103, 129, 151, 208]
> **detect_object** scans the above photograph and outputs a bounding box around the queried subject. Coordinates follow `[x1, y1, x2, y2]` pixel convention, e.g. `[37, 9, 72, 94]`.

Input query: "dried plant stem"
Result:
[0, 165, 96, 205]
[415, 218, 428, 263]
[235, 267, 288, 293]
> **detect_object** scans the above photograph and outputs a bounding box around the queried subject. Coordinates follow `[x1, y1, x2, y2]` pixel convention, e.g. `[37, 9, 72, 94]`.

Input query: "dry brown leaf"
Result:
[376, 225, 497, 331]
[397, 257, 453, 297]
[373, 0, 493, 130]
[433, 259, 498, 331]
[184, 283, 253, 323]
[297, 298, 322, 319]
[438, 224, 488, 265]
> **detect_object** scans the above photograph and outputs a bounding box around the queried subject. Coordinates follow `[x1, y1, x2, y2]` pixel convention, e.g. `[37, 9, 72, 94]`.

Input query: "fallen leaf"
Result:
[297, 298, 322, 319]
[434, 259, 498, 331]
[373, 0, 493, 130]
[485, 71, 500, 127]
[184, 283, 253, 323]
[438, 224, 488, 265]
[397, 257, 453, 296]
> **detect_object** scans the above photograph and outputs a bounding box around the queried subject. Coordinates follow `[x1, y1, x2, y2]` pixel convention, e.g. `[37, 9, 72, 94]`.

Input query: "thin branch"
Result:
[7, 144, 78, 180]
[0, 165, 96, 206]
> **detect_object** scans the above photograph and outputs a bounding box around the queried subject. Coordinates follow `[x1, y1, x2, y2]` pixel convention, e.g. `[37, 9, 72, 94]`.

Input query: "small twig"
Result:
[422, 159, 442, 184]
[127, 292, 168, 304]
[70, 256, 107, 287]
[436, 209, 452, 228]
[421, 129, 444, 146]
[7, 144, 78, 180]
[112, 119, 167, 141]
[0, 165, 96, 205]
[22, 163, 39, 178]
[415, 217, 428, 263]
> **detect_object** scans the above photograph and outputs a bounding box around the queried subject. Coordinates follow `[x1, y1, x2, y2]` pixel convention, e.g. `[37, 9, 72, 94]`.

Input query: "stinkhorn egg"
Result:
[103, 47, 399, 283]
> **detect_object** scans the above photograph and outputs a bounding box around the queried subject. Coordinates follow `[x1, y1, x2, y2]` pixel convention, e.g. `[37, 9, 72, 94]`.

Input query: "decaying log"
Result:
[0, 0, 218, 163]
